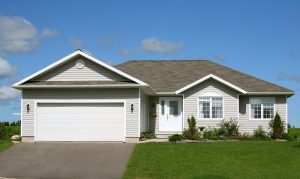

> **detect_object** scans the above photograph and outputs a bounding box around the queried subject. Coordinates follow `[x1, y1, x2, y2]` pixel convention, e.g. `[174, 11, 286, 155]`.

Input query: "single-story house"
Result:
[13, 50, 294, 142]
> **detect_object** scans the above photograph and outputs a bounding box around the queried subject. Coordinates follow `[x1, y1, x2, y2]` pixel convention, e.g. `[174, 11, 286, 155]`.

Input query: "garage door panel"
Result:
[37, 103, 124, 141]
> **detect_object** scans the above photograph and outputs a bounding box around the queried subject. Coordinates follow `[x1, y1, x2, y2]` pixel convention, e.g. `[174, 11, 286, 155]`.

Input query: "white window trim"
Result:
[249, 97, 275, 121]
[197, 96, 224, 120]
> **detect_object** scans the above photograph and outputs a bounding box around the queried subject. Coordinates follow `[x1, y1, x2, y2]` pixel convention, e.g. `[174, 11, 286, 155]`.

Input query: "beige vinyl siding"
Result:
[239, 95, 287, 134]
[183, 79, 239, 129]
[148, 96, 183, 135]
[34, 57, 129, 82]
[21, 88, 139, 138]
[140, 90, 149, 134]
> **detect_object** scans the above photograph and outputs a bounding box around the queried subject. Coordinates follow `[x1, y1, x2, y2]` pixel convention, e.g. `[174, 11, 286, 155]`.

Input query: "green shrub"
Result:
[203, 127, 220, 139]
[182, 116, 200, 140]
[168, 134, 183, 143]
[282, 133, 297, 141]
[218, 119, 239, 137]
[269, 113, 285, 139]
[141, 132, 156, 139]
[1, 126, 20, 140]
[254, 126, 269, 139]
[0, 124, 5, 139]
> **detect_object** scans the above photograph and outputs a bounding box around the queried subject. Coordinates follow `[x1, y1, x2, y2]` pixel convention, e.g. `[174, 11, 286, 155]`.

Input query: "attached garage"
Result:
[36, 102, 125, 142]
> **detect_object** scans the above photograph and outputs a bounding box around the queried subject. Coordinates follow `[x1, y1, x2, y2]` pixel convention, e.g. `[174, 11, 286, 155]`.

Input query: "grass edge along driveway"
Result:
[0, 140, 13, 153]
[123, 141, 300, 179]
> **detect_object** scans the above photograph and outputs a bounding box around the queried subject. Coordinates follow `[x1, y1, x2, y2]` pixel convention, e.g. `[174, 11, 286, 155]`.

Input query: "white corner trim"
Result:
[20, 97, 23, 137]
[175, 74, 247, 94]
[138, 88, 141, 138]
[12, 50, 147, 87]
[286, 95, 288, 132]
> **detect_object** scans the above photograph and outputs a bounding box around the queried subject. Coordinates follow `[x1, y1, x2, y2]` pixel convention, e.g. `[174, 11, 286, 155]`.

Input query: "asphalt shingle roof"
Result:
[115, 60, 293, 93]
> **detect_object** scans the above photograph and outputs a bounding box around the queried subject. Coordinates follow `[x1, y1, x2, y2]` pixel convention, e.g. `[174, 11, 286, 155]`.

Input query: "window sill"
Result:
[198, 118, 224, 120]
[249, 118, 272, 121]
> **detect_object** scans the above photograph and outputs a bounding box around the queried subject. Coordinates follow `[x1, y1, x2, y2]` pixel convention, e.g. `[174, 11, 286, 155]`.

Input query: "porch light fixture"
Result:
[131, 104, 134, 113]
[152, 102, 155, 108]
[26, 104, 30, 113]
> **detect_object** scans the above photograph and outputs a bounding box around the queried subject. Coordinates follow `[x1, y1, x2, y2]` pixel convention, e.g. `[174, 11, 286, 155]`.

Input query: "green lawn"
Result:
[0, 140, 13, 153]
[0, 126, 20, 153]
[289, 128, 300, 139]
[123, 141, 300, 179]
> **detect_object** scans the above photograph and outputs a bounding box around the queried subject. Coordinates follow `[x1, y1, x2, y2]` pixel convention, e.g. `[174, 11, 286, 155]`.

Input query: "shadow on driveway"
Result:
[0, 143, 135, 179]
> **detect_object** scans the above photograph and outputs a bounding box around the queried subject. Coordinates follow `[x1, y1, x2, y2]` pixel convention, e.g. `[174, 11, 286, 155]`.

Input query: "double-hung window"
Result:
[199, 97, 223, 119]
[250, 97, 275, 119]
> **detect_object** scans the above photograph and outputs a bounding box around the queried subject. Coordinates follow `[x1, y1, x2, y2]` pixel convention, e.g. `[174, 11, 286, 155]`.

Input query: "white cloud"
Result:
[277, 73, 300, 83]
[118, 49, 132, 56]
[0, 86, 20, 103]
[0, 15, 58, 55]
[69, 38, 84, 49]
[0, 15, 38, 54]
[139, 37, 183, 54]
[0, 58, 17, 78]
[41, 28, 58, 38]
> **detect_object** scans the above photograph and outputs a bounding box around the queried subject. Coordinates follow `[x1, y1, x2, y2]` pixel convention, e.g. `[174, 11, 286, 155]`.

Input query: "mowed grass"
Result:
[0, 140, 13, 153]
[0, 126, 20, 153]
[123, 141, 300, 179]
[289, 128, 300, 139]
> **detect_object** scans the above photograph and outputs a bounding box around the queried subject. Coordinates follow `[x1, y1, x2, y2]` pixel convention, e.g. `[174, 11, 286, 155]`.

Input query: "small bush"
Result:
[254, 125, 269, 139]
[182, 116, 200, 140]
[0, 124, 5, 139]
[282, 133, 297, 141]
[141, 132, 156, 139]
[218, 119, 239, 137]
[269, 113, 285, 139]
[203, 127, 220, 139]
[169, 134, 183, 143]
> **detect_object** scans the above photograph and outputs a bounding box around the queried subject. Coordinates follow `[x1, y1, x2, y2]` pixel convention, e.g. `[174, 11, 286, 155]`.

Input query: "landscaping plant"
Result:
[168, 134, 183, 143]
[141, 132, 156, 139]
[269, 113, 285, 139]
[218, 119, 239, 137]
[253, 125, 269, 139]
[182, 116, 200, 140]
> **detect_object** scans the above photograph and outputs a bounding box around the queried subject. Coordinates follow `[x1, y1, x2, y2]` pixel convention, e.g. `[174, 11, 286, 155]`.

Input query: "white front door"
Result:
[159, 97, 183, 131]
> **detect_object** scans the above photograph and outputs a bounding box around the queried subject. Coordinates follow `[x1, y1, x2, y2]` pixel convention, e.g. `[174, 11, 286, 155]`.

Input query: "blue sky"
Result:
[0, 0, 299, 126]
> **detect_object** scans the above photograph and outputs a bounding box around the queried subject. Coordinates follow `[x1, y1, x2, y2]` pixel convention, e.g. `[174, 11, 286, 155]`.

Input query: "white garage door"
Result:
[36, 103, 124, 141]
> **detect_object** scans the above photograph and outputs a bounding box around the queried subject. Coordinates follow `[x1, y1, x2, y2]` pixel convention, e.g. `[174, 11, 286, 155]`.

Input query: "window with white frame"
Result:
[250, 97, 275, 119]
[199, 96, 223, 119]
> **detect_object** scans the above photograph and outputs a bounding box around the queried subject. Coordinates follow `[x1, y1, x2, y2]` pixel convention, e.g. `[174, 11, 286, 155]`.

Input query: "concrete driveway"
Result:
[0, 143, 135, 179]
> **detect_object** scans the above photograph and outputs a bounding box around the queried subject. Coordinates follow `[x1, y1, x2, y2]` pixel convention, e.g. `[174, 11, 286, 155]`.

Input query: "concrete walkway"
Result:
[0, 143, 135, 179]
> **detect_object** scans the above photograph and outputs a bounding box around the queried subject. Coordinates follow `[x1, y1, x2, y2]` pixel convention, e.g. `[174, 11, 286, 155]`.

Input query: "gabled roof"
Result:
[12, 50, 147, 87]
[115, 60, 294, 94]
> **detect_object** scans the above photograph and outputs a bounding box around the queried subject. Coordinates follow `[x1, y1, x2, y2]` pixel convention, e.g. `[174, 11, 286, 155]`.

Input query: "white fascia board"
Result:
[175, 74, 247, 94]
[247, 92, 295, 96]
[12, 50, 147, 87]
[14, 84, 146, 89]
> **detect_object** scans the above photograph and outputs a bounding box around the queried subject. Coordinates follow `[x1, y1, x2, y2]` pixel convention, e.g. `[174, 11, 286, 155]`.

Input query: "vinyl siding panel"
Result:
[183, 79, 239, 129]
[139, 90, 149, 134]
[35, 57, 129, 82]
[239, 95, 287, 134]
[21, 88, 139, 138]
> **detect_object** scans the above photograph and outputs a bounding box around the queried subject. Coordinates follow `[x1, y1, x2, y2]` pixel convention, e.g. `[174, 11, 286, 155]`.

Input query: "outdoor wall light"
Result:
[131, 104, 134, 112]
[26, 104, 30, 113]
[152, 102, 156, 108]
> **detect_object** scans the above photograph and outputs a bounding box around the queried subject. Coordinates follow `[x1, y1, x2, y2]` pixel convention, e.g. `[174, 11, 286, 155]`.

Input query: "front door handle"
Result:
[167, 114, 168, 121]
